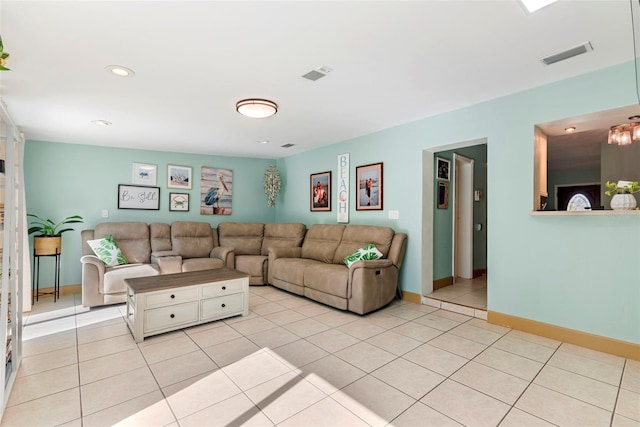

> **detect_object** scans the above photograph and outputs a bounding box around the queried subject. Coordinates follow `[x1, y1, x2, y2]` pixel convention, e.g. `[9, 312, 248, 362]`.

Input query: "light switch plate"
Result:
[101, 209, 109, 218]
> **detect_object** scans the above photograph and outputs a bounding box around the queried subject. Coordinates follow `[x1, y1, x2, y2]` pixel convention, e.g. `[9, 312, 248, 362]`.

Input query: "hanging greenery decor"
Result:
[263, 164, 281, 207]
[0, 37, 10, 71]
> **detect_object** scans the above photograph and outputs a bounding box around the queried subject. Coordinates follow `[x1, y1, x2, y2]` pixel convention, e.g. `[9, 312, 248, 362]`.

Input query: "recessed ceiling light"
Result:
[236, 99, 278, 118]
[105, 65, 135, 77]
[518, 0, 558, 13]
[259, 140, 270, 144]
[91, 120, 112, 126]
[564, 126, 576, 132]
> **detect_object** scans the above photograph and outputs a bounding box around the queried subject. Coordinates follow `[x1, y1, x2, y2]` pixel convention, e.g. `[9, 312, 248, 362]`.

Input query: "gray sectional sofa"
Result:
[80, 220, 407, 314]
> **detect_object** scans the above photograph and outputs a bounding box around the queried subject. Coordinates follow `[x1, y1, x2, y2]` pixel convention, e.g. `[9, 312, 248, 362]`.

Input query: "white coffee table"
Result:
[125, 268, 249, 343]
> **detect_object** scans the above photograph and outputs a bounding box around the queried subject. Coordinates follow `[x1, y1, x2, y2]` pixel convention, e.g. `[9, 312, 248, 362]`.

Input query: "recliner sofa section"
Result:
[217, 222, 307, 285]
[268, 224, 407, 314]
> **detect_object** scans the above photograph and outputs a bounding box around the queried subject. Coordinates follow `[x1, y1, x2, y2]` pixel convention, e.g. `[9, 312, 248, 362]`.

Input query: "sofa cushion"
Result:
[343, 243, 383, 268]
[150, 222, 172, 252]
[303, 263, 349, 298]
[301, 224, 345, 263]
[218, 222, 264, 255]
[271, 258, 318, 285]
[333, 225, 394, 264]
[261, 223, 306, 256]
[235, 255, 267, 280]
[171, 221, 215, 258]
[87, 234, 128, 267]
[103, 263, 158, 294]
[93, 222, 151, 264]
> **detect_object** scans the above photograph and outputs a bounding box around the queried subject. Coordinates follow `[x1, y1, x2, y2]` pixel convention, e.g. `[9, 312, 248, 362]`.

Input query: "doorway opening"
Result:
[421, 140, 487, 312]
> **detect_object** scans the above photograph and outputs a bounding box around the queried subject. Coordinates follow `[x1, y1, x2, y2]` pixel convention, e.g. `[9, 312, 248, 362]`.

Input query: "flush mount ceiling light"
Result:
[105, 65, 135, 77]
[236, 99, 278, 118]
[564, 126, 576, 132]
[608, 120, 640, 145]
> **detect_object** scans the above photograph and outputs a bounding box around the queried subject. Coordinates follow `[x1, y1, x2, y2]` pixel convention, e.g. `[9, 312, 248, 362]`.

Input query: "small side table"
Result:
[32, 249, 61, 304]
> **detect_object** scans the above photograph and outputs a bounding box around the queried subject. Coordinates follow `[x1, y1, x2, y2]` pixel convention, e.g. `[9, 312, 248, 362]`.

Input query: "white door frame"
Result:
[421, 138, 486, 297]
[452, 154, 474, 280]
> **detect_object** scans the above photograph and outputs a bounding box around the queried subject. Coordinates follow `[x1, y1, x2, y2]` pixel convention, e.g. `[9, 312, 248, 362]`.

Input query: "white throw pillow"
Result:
[87, 234, 128, 266]
[343, 243, 383, 268]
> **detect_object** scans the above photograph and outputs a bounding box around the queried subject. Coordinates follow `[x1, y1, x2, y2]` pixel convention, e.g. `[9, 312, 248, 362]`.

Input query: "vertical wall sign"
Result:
[337, 153, 349, 223]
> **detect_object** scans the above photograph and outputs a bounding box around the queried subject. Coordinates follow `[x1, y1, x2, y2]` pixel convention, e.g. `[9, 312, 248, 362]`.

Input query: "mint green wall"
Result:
[275, 61, 640, 344]
[24, 141, 276, 287]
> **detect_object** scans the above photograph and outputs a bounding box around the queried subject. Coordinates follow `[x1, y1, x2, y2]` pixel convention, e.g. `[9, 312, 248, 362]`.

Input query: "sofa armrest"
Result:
[267, 247, 302, 284]
[347, 259, 399, 314]
[81, 255, 105, 274]
[268, 246, 302, 260]
[151, 252, 182, 274]
[388, 233, 407, 269]
[81, 255, 106, 306]
[211, 246, 235, 269]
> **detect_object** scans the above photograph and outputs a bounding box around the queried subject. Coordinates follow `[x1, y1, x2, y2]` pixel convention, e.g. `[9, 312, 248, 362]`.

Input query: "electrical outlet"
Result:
[388, 210, 399, 220]
[101, 209, 109, 218]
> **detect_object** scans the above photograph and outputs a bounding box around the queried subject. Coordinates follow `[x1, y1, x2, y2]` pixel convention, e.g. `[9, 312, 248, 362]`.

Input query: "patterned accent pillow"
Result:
[87, 234, 128, 266]
[343, 243, 383, 268]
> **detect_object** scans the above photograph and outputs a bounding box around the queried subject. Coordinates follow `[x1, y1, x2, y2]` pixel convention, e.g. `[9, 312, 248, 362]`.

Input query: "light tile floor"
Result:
[2, 286, 638, 427]
[428, 276, 488, 310]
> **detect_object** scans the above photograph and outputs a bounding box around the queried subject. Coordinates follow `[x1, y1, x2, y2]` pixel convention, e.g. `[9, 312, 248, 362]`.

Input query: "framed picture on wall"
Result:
[169, 193, 189, 211]
[118, 184, 160, 210]
[437, 181, 449, 209]
[132, 163, 157, 186]
[436, 157, 450, 181]
[310, 171, 331, 211]
[356, 162, 383, 210]
[167, 164, 193, 189]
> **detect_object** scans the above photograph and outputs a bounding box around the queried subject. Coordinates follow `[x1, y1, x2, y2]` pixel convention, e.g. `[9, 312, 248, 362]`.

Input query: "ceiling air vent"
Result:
[302, 66, 333, 81]
[281, 143, 295, 148]
[540, 42, 593, 66]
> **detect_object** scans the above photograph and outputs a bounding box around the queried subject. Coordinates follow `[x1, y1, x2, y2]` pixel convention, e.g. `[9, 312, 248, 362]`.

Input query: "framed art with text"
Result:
[118, 185, 160, 210]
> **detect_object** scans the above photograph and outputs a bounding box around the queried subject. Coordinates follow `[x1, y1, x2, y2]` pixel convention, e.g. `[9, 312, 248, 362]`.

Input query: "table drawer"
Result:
[145, 287, 199, 309]
[201, 278, 245, 298]
[201, 293, 244, 320]
[144, 301, 199, 332]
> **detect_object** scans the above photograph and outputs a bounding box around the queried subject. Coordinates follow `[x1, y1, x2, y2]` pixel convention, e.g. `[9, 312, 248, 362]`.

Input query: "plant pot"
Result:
[33, 236, 61, 255]
[610, 194, 638, 210]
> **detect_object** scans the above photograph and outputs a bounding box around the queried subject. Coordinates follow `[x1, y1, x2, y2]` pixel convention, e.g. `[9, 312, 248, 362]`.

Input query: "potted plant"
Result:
[27, 214, 84, 255]
[604, 180, 640, 210]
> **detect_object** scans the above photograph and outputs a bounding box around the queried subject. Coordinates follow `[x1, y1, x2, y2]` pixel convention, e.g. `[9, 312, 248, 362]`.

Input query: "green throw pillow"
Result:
[343, 243, 383, 268]
[87, 234, 128, 266]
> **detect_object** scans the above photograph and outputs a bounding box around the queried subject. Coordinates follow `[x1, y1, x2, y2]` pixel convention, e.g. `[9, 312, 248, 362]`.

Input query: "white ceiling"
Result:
[0, 0, 636, 159]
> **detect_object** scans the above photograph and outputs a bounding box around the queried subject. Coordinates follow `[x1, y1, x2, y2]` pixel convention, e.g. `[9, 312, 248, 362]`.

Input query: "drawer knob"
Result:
[222, 286, 226, 290]
[170, 294, 175, 299]
[221, 303, 226, 308]
[170, 314, 175, 319]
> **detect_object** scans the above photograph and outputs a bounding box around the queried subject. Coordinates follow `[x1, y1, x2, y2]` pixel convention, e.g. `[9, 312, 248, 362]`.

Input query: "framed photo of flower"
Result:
[169, 193, 189, 211]
[167, 164, 193, 189]
[310, 171, 331, 211]
[356, 162, 383, 210]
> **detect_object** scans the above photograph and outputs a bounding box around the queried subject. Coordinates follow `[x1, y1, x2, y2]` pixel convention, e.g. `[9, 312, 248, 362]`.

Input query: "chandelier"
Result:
[608, 115, 640, 145]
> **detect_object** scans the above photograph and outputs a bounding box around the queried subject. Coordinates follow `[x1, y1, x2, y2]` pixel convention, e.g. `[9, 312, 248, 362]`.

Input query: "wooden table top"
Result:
[125, 268, 250, 294]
